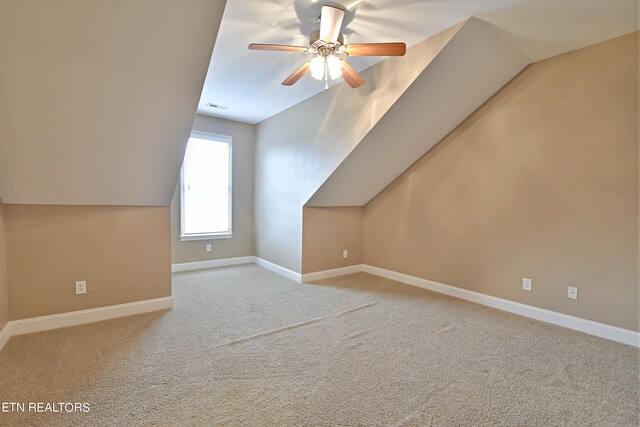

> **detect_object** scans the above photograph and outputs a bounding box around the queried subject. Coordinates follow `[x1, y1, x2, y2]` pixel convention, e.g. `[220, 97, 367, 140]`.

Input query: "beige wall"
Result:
[363, 33, 639, 331]
[171, 114, 255, 264]
[302, 207, 363, 274]
[0, 200, 8, 329]
[5, 205, 171, 320]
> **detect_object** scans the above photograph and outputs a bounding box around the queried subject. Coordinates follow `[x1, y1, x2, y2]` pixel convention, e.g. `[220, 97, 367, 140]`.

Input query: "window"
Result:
[180, 131, 232, 241]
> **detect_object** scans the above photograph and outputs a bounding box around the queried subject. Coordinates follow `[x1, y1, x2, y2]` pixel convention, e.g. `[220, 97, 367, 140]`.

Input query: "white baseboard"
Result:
[4, 261, 630, 351]
[361, 265, 639, 347]
[0, 322, 11, 352]
[1, 297, 173, 351]
[171, 255, 303, 283]
[253, 257, 302, 283]
[172, 256, 255, 273]
[302, 264, 364, 282]
[295, 263, 639, 347]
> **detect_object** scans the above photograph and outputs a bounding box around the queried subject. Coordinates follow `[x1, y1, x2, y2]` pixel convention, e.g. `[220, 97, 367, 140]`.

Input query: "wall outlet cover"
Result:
[568, 286, 578, 300]
[522, 278, 532, 291]
[75, 280, 87, 295]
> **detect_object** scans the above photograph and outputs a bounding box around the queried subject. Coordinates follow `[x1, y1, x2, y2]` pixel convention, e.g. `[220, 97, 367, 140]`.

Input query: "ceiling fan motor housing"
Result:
[309, 30, 344, 47]
[309, 29, 345, 56]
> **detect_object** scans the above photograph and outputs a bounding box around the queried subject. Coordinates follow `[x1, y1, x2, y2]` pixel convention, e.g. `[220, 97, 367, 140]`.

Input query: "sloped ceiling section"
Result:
[307, 18, 530, 207]
[307, 0, 639, 207]
[0, 0, 227, 206]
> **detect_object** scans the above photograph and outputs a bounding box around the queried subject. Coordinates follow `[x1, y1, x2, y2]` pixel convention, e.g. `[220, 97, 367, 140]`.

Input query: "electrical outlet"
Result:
[522, 278, 532, 291]
[75, 281, 87, 295]
[568, 286, 578, 300]
[206, 244, 212, 253]
[343, 249, 348, 259]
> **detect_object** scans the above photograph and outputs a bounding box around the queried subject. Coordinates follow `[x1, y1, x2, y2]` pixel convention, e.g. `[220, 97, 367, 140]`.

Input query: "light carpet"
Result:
[0, 264, 638, 426]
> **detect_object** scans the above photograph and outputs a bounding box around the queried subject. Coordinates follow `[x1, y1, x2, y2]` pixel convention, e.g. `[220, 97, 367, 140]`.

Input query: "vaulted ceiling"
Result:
[198, 0, 638, 125]
[197, 0, 521, 124]
[0, 0, 636, 208]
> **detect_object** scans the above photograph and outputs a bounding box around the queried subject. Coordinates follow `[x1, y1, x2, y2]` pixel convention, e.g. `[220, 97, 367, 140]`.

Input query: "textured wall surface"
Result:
[364, 33, 639, 330]
[6, 205, 171, 320]
[302, 207, 363, 274]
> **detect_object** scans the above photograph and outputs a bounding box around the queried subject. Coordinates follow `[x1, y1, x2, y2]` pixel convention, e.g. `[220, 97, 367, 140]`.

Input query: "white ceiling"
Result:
[197, 0, 522, 124]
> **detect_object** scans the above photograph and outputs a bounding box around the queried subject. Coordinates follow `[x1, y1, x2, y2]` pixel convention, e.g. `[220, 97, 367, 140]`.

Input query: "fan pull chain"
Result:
[324, 59, 329, 90]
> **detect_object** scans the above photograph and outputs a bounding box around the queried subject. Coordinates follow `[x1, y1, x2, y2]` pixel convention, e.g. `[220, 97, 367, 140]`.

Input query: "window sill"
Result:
[180, 233, 233, 242]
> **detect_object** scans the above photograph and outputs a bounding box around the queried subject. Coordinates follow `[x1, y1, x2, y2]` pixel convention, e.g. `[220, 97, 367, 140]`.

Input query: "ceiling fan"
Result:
[248, 5, 406, 89]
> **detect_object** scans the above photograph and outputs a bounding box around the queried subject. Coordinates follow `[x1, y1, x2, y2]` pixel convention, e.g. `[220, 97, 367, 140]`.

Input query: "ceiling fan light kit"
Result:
[310, 55, 342, 81]
[248, 5, 406, 89]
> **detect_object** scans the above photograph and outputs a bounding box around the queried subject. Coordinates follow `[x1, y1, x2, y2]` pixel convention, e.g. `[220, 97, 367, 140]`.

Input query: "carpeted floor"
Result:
[0, 265, 638, 426]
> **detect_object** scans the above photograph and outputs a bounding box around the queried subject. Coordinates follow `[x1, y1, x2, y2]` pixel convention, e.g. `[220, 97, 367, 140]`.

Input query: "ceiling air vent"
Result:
[207, 103, 229, 110]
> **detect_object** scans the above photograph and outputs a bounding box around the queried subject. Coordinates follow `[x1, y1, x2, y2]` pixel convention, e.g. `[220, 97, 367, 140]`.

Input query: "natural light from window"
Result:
[180, 132, 231, 240]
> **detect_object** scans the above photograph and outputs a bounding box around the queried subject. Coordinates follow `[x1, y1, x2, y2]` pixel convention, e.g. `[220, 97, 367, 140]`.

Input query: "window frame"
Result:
[179, 131, 233, 241]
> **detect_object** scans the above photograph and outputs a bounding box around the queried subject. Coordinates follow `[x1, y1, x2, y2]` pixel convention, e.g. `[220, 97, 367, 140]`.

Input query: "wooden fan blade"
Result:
[345, 42, 406, 56]
[340, 59, 365, 88]
[320, 6, 345, 44]
[248, 43, 308, 52]
[282, 61, 311, 86]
